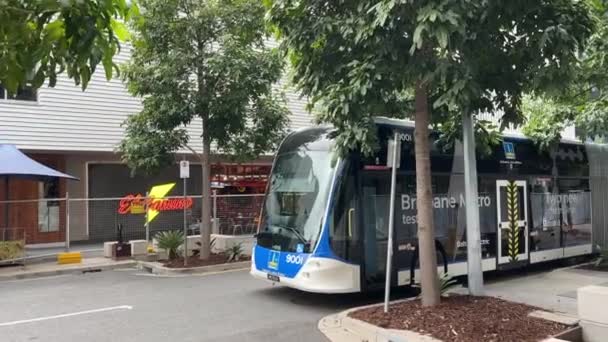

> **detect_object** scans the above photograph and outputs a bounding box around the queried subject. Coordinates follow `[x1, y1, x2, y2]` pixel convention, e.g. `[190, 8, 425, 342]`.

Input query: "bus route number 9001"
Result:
[286, 254, 304, 265]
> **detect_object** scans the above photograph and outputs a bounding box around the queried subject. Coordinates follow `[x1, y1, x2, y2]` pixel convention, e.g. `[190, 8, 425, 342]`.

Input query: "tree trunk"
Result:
[200, 118, 212, 260]
[414, 82, 440, 306]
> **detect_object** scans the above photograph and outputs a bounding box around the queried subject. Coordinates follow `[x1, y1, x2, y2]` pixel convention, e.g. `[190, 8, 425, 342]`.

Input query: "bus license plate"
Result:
[267, 274, 280, 282]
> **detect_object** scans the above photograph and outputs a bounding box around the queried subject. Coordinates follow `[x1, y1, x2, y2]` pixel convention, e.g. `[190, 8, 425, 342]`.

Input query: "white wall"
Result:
[0, 46, 314, 153]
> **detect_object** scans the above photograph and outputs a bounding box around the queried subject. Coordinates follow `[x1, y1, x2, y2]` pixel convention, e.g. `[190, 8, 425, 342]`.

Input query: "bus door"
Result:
[360, 171, 398, 290]
[496, 180, 529, 266]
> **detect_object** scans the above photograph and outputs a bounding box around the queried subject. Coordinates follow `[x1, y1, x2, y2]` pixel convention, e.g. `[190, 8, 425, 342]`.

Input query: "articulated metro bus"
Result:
[251, 117, 605, 293]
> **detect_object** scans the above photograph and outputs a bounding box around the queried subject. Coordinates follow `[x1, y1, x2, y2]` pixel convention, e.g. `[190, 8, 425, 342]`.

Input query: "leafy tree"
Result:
[119, 0, 290, 260]
[524, 0, 608, 147]
[0, 0, 136, 92]
[266, 0, 593, 306]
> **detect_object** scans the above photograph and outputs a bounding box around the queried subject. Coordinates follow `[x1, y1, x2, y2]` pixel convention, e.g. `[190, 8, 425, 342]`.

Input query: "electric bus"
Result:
[251, 117, 603, 293]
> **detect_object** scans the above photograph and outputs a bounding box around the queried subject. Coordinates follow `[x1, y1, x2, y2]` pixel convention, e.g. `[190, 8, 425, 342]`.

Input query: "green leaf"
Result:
[44, 20, 65, 40]
[102, 56, 114, 80]
[80, 66, 91, 90]
[111, 19, 131, 41]
[437, 28, 448, 49]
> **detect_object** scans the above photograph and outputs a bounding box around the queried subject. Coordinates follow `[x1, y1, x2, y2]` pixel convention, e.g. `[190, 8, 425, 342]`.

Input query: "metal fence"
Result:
[0, 193, 265, 249]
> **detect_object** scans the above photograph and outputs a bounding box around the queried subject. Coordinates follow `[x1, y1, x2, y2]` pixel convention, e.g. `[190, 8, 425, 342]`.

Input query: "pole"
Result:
[384, 131, 400, 313]
[462, 113, 484, 295]
[212, 189, 217, 234]
[145, 191, 150, 245]
[3, 177, 8, 241]
[65, 192, 70, 252]
[183, 177, 188, 266]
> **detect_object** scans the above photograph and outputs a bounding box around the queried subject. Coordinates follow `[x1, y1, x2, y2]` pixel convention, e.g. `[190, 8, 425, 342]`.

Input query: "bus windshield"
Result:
[257, 129, 334, 253]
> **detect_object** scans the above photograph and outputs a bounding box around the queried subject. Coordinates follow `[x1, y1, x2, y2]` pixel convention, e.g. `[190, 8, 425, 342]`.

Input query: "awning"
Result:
[0, 144, 79, 230]
[0, 145, 78, 180]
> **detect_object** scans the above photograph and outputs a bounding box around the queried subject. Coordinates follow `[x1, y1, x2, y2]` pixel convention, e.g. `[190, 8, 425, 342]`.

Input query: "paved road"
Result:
[0, 267, 413, 342]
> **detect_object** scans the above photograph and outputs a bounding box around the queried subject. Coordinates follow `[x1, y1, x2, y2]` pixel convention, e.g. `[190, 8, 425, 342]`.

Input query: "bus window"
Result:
[329, 161, 361, 262]
[257, 129, 335, 253]
[559, 178, 592, 247]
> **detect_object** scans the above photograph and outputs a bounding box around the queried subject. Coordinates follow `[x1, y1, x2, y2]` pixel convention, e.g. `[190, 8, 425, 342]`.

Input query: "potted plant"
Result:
[112, 224, 131, 259]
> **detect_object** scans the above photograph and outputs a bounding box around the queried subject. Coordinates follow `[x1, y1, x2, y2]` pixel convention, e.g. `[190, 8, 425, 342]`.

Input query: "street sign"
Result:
[386, 138, 401, 168]
[180, 160, 190, 178]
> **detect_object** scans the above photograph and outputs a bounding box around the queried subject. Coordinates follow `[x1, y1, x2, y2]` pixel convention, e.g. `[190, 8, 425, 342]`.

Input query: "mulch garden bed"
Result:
[349, 295, 567, 342]
[163, 253, 250, 268]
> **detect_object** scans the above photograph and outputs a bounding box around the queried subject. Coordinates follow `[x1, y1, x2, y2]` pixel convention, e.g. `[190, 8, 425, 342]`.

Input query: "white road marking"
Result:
[134, 267, 248, 278]
[0, 305, 133, 327]
[134, 273, 187, 278]
[191, 267, 249, 277]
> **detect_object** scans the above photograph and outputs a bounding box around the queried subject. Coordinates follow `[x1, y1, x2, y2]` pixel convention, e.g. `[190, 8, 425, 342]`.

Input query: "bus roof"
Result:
[372, 116, 584, 146]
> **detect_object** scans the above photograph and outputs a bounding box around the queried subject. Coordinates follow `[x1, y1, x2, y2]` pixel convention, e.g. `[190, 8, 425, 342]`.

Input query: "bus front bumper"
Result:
[250, 256, 361, 294]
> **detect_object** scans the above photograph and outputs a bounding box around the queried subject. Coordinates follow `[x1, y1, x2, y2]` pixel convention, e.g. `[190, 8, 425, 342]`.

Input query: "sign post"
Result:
[384, 131, 400, 313]
[144, 191, 150, 244]
[180, 160, 190, 266]
[65, 192, 70, 252]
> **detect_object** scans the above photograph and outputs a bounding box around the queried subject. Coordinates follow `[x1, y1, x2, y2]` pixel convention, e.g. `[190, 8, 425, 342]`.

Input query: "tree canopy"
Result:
[266, 0, 594, 305]
[119, 0, 290, 259]
[524, 0, 608, 147]
[267, 0, 593, 156]
[0, 0, 136, 92]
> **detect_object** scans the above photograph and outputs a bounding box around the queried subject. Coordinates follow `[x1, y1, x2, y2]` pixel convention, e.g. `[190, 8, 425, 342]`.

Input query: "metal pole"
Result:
[183, 177, 188, 266]
[213, 189, 217, 234]
[462, 113, 484, 295]
[4, 177, 8, 240]
[145, 191, 150, 244]
[384, 131, 400, 313]
[65, 192, 70, 252]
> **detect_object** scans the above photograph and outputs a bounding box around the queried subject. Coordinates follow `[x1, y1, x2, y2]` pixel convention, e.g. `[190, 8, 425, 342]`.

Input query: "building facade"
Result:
[0, 47, 314, 244]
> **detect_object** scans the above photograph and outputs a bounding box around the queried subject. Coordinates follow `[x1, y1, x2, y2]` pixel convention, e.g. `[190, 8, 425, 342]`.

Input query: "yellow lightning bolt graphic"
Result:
[147, 183, 176, 223]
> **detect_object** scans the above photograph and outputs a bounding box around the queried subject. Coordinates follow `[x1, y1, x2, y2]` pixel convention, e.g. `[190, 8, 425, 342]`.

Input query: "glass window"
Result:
[0, 84, 37, 102]
[257, 129, 335, 253]
[395, 174, 497, 263]
[329, 161, 360, 262]
[38, 180, 60, 233]
[529, 178, 561, 252]
[529, 177, 592, 250]
[559, 179, 592, 247]
[361, 172, 391, 284]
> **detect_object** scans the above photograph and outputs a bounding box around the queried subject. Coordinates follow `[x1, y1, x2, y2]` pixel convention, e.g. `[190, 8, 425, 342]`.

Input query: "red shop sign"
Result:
[118, 194, 193, 215]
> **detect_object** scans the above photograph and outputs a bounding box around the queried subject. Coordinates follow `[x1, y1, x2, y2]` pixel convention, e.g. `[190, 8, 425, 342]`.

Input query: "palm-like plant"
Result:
[155, 230, 184, 260]
[226, 243, 244, 262]
[440, 273, 460, 296]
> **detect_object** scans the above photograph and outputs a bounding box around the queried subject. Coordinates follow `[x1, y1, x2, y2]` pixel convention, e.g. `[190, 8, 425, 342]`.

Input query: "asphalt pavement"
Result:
[0, 266, 409, 342]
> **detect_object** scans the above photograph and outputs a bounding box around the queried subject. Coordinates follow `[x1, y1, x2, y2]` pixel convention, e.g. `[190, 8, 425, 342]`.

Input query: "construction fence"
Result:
[0, 193, 264, 249]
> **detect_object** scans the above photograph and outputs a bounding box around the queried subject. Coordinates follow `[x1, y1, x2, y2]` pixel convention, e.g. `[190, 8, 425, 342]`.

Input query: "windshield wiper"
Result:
[277, 225, 308, 245]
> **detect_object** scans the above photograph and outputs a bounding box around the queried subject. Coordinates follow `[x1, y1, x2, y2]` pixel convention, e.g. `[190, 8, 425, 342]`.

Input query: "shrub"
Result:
[226, 243, 244, 262]
[440, 273, 460, 295]
[155, 230, 184, 260]
[0, 240, 25, 261]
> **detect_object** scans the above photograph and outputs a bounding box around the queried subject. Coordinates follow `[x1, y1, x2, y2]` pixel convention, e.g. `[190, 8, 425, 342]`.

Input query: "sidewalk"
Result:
[25, 242, 103, 260]
[0, 257, 136, 281]
[477, 265, 608, 316]
[319, 265, 608, 342]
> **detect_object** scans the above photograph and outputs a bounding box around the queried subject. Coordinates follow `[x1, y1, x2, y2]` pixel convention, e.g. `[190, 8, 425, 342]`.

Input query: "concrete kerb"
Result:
[0, 259, 137, 281]
[319, 297, 578, 342]
[318, 299, 441, 342]
[137, 260, 250, 276]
